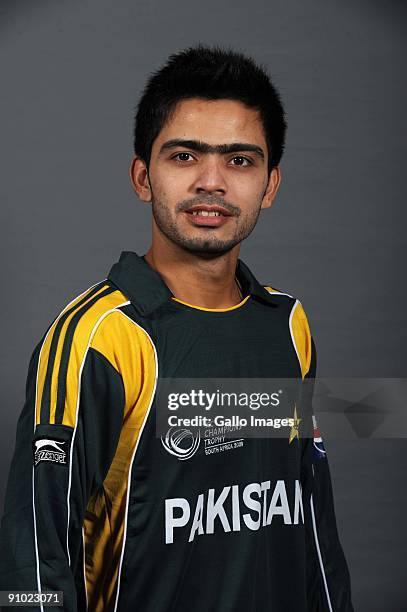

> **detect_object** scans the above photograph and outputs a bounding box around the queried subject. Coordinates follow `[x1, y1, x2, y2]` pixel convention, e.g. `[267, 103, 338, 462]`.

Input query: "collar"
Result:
[107, 251, 279, 316]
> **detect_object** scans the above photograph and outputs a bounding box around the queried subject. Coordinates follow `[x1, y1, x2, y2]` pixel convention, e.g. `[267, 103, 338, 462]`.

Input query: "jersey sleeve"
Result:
[297, 307, 354, 612]
[0, 307, 125, 611]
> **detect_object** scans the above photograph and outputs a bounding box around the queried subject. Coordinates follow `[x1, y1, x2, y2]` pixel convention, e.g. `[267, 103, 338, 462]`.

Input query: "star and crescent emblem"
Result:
[289, 404, 301, 444]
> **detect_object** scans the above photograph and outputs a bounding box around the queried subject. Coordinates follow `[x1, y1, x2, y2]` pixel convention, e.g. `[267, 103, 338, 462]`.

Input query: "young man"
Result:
[0, 45, 354, 611]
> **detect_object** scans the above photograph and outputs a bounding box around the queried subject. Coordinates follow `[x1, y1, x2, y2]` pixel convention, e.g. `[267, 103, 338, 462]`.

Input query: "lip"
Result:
[184, 204, 233, 216]
[182, 203, 234, 228]
[183, 209, 232, 228]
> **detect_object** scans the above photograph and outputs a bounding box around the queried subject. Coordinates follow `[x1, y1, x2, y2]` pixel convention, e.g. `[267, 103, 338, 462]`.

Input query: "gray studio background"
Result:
[0, 0, 405, 609]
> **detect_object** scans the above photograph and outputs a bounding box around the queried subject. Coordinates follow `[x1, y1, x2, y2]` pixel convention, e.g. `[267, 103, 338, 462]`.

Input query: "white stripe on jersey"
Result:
[310, 494, 333, 612]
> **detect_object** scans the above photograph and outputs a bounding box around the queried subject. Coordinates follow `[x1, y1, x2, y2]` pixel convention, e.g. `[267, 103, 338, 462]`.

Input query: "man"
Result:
[0, 45, 354, 611]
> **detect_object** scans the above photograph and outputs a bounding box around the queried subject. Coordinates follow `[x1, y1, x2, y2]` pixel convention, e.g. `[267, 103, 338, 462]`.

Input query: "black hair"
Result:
[133, 44, 287, 176]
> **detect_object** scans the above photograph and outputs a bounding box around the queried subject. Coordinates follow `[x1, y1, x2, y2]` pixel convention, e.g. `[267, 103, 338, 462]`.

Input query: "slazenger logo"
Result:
[161, 427, 201, 461]
[33, 438, 67, 466]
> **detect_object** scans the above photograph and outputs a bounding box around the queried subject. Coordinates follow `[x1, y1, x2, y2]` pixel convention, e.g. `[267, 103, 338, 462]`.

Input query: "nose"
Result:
[193, 155, 227, 196]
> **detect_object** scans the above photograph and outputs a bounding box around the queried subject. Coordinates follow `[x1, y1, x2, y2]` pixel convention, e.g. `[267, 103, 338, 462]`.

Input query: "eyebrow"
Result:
[159, 139, 265, 160]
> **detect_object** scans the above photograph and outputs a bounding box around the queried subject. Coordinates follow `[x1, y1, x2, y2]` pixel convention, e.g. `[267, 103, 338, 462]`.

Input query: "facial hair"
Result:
[150, 191, 263, 257]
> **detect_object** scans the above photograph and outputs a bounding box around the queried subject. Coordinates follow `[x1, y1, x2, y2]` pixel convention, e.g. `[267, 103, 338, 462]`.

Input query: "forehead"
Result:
[155, 98, 266, 146]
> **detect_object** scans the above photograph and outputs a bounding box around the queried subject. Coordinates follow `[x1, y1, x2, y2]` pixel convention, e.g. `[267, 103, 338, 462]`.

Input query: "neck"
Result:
[143, 234, 243, 310]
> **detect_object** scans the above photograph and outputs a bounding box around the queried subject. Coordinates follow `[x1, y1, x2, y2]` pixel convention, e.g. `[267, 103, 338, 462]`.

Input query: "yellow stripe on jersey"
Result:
[35, 282, 109, 425]
[171, 294, 251, 312]
[83, 312, 157, 611]
[90, 309, 155, 419]
[59, 290, 130, 426]
[35, 284, 129, 426]
[264, 286, 312, 380]
[290, 301, 312, 380]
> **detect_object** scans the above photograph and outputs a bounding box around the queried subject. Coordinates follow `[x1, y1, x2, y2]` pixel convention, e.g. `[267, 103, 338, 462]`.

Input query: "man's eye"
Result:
[230, 156, 252, 167]
[173, 152, 194, 162]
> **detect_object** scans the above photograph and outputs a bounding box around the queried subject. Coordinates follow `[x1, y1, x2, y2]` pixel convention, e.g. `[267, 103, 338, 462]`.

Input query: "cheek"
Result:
[154, 169, 189, 200]
[234, 174, 264, 198]
[252, 181, 269, 206]
[233, 182, 265, 213]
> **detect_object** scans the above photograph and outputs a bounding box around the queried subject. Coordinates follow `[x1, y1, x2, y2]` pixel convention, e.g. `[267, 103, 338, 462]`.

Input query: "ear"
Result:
[260, 166, 281, 210]
[129, 156, 152, 202]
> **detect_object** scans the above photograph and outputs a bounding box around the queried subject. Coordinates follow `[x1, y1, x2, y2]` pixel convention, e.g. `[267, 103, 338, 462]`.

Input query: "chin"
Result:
[177, 240, 237, 256]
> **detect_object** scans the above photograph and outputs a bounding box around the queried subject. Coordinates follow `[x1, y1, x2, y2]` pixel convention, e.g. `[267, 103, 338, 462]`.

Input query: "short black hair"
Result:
[133, 44, 287, 175]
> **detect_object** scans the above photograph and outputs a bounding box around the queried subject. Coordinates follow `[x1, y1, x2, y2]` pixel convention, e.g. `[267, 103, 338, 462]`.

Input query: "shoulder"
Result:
[34, 278, 131, 395]
[46, 279, 155, 365]
[36, 277, 130, 366]
[35, 279, 155, 426]
[264, 285, 310, 323]
[44, 279, 130, 352]
[264, 285, 315, 378]
[263, 284, 294, 299]
[33, 279, 127, 426]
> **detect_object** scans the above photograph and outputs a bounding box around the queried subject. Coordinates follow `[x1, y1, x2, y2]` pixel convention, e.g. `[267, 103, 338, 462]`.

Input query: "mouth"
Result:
[182, 204, 233, 228]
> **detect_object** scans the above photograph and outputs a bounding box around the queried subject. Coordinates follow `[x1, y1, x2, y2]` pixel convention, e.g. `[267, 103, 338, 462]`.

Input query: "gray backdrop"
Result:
[1, 1, 406, 610]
